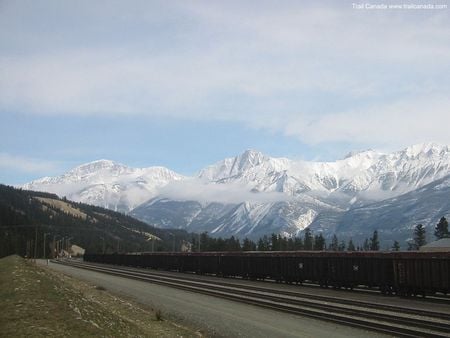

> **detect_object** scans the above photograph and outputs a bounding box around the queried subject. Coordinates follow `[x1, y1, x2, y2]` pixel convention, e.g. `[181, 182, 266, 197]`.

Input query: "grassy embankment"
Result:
[0, 255, 200, 337]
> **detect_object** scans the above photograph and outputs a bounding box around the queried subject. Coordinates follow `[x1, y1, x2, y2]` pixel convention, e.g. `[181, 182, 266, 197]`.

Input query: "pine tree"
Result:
[271, 233, 279, 251]
[313, 233, 325, 250]
[304, 228, 313, 250]
[413, 224, 426, 249]
[370, 230, 379, 251]
[287, 237, 294, 251]
[329, 234, 338, 251]
[278, 235, 288, 251]
[434, 217, 449, 239]
[294, 236, 304, 250]
[363, 238, 370, 251]
[200, 232, 209, 252]
[392, 240, 400, 251]
[257, 235, 270, 251]
[347, 239, 355, 251]
[338, 240, 346, 251]
[242, 238, 254, 251]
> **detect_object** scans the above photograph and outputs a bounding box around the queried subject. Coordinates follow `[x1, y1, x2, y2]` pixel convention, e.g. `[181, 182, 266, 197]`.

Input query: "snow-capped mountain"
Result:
[198, 143, 450, 200]
[22, 142, 450, 244]
[131, 142, 450, 241]
[22, 160, 185, 212]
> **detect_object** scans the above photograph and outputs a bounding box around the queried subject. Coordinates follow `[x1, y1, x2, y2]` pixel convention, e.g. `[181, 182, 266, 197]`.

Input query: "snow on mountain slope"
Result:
[315, 173, 450, 248]
[22, 142, 450, 241]
[198, 143, 450, 201]
[132, 142, 450, 239]
[22, 160, 184, 212]
[131, 196, 344, 239]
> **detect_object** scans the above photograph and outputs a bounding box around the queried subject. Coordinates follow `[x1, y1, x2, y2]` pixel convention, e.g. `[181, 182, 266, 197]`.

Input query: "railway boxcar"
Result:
[324, 252, 395, 292]
[83, 251, 450, 297]
[276, 252, 327, 285]
[393, 252, 450, 296]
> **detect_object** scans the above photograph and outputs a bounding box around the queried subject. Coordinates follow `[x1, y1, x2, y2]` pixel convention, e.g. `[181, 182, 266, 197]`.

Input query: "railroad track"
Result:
[53, 260, 450, 337]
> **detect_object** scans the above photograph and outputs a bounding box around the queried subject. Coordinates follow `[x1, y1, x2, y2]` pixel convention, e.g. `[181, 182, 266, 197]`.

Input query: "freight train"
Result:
[84, 251, 450, 296]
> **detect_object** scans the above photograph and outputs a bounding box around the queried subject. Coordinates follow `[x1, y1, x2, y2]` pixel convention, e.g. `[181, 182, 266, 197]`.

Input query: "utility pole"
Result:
[169, 233, 175, 252]
[43, 233, 49, 259]
[34, 225, 38, 263]
[52, 235, 56, 258]
[66, 237, 73, 257]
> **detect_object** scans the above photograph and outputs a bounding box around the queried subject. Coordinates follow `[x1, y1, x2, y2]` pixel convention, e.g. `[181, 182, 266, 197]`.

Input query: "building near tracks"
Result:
[420, 238, 450, 252]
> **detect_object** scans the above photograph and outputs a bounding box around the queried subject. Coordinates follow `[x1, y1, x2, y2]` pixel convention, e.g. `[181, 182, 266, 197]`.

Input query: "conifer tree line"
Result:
[191, 216, 449, 252]
[406, 216, 449, 250]
[191, 229, 381, 252]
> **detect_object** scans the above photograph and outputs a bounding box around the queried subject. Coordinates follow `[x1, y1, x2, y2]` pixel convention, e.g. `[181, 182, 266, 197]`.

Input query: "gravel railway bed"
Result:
[54, 259, 450, 337]
[67, 259, 450, 315]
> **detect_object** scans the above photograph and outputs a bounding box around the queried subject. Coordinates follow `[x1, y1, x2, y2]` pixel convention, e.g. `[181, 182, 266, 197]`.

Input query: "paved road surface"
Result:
[43, 261, 388, 338]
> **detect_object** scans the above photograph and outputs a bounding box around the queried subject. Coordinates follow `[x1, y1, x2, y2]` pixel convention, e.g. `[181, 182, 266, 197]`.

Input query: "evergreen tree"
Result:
[392, 240, 400, 251]
[370, 230, 379, 251]
[347, 239, 355, 251]
[216, 237, 226, 251]
[271, 233, 279, 251]
[226, 236, 241, 251]
[434, 217, 449, 239]
[329, 234, 339, 251]
[242, 237, 255, 251]
[413, 224, 427, 249]
[200, 232, 209, 252]
[363, 238, 370, 251]
[338, 240, 346, 251]
[294, 236, 304, 250]
[191, 235, 198, 252]
[257, 235, 270, 251]
[304, 228, 313, 250]
[313, 233, 325, 250]
[287, 237, 294, 251]
[278, 235, 288, 251]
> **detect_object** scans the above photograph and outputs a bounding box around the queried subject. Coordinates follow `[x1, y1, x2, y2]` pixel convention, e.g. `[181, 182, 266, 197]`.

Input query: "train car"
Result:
[83, 251, 450, 297]
[392, 251, 450, 296]
[323, 252, 395, 292]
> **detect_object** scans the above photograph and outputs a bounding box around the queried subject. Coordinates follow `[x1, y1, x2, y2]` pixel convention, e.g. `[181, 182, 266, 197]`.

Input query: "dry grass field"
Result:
[0, 255, 200, 337]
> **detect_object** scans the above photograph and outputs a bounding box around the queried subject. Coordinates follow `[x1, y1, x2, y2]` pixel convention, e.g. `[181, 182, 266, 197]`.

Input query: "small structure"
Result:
[181, 240, 192, 252]
[70, 244, 85, 257]
[420, 238, 450, 252]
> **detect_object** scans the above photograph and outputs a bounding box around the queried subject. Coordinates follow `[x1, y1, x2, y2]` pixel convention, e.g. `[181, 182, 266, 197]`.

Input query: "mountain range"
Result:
[22, 142, 450, 247]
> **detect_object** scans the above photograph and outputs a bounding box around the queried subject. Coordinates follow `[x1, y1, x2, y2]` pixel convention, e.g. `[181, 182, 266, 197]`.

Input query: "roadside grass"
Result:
[0, 255, 200, 337]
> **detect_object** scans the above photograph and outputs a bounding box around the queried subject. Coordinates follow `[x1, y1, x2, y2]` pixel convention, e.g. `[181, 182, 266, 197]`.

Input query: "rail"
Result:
[53, 259, 450, 338]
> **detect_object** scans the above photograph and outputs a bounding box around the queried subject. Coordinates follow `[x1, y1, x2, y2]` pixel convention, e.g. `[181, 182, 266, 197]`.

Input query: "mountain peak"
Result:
[343, 149, 378, 159]
[237, 149, 267, 166]
[402, 142, 448, 157]
[68, 159, 128, 176]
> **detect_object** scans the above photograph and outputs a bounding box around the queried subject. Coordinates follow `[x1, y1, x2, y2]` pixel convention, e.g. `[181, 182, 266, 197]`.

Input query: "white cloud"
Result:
[0, 153, 59, 174]
[1, 1, 449, 148]
[279, 95, 450, 148]
[158, 178, 291, 204]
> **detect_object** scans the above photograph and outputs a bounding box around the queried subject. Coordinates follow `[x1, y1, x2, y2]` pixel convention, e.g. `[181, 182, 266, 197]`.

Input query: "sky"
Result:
[1, 0, 450, 184]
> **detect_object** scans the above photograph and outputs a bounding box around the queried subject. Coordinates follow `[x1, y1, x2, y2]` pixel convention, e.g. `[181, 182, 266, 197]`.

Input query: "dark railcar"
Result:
[83, 251, 450, 296]
[393, 252, 450, 295]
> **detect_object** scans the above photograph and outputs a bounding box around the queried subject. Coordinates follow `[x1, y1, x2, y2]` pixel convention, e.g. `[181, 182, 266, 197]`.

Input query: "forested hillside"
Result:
[0, 184, 189, 258]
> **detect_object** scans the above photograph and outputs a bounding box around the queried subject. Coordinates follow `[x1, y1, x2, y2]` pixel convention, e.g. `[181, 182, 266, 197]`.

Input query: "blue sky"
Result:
[1, 0, 450, 184]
